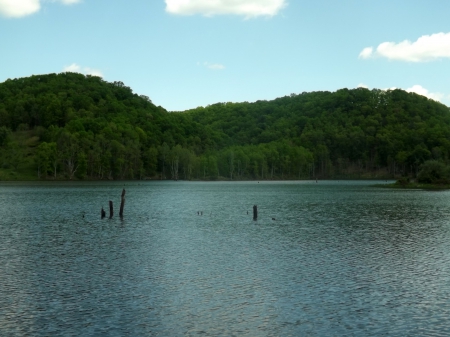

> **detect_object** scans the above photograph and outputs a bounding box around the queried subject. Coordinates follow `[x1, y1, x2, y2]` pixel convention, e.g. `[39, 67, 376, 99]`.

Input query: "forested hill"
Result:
[186, 88, 450, 178]
[0, 73, 449, 180]
[0, 73, 222, 180]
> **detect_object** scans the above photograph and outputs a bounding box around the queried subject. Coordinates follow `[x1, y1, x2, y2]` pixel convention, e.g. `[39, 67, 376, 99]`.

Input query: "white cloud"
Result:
[64, 63, 81, 72]
[165, 0, 286, 18]
[358, 83, 446, 103]
[57, 0, 81, 4]
[406, 85, 444, 102]
[83, 67, 102, 77]
[359, 32, 450, 62]
[358, 47, 373, 59]
[0, 0, 40, 18]
[63, 63, 103, 77]
[0, 0, 80, 18]
[204, 62, 225, 70]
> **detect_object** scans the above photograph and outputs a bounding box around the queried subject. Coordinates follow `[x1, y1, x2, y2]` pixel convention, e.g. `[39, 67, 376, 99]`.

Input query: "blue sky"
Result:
[1, 0, 449, 111]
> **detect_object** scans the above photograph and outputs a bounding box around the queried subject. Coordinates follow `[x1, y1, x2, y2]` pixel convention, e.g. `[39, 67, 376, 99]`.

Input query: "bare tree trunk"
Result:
[119, 189, 126, 218]
[109, 200, 113, 218]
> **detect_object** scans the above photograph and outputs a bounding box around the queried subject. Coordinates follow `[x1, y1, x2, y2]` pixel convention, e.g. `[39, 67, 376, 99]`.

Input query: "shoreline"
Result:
[374, 182, 450, 190]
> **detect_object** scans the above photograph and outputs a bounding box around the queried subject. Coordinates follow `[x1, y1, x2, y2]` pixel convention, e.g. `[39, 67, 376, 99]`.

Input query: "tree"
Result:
[207, 155, 218, 180]
[180, 148, 195, 180]
[5, 143, 24, 171]
[0, 126, 11, 146]
[227, 149, 234, 180]
[158, 142, 170, 179]
[35, 142, 52, 178]
[417, 160, 450, 184]
[169, 145, 183, 180]
[48, 142, 58, 178]
[76, 152, 87, 179]
[143, 147, 158, 177]
[58, 132, 80, 179]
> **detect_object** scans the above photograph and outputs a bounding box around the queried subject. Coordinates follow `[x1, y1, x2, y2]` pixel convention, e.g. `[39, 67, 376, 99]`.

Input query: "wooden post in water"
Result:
[109, 200, 114, 218]
[253, 205, 258, 220]
[101, 207, 106, 219]
[119, 189, 126, 218]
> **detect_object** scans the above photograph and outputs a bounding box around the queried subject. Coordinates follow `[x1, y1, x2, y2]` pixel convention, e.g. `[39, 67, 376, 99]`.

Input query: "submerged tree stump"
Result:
[109, 200, 114, 218]
[102, 190, 125, 219]
[119, 189, 126, 218]
[253, 205, 258, 220]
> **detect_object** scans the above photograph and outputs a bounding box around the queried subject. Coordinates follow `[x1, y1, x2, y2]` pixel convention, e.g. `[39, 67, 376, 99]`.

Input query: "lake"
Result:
[1, 180, 450, 336]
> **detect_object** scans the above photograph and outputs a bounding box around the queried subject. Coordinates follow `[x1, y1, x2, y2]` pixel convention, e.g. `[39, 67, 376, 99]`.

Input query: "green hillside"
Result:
[0, 73, 449, 180]
[187, 89, 450, 178]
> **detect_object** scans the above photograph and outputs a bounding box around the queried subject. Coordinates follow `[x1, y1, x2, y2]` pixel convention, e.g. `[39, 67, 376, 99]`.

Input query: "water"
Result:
[1, 180, 450, 336]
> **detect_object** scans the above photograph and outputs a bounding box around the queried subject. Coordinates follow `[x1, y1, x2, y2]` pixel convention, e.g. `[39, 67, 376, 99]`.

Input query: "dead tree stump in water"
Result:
[119, 189, 126, 218]
[253, 205, 258, 220]
[109, 200, 114, 218]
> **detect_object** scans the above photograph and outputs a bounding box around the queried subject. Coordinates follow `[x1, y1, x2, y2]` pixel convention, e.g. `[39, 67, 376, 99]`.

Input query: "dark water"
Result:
[1, 181, 450, 336]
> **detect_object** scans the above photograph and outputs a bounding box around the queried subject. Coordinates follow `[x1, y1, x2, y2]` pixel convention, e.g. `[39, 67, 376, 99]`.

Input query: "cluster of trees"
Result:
[0, 73, 449, 180]
[33, 139, 314, 181]
[416, 160, 450, 184]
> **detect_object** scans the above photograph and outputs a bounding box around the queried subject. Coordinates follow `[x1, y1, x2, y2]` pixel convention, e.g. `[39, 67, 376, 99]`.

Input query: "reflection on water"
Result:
[1, 181, 450, 336]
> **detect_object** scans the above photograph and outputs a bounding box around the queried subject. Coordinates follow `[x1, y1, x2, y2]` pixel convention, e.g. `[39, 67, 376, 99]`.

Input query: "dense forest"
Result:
[0, 72, 449, 181]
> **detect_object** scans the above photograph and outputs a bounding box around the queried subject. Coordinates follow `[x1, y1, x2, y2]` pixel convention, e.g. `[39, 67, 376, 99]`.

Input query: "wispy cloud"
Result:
[57, 0, 81, 4]
[359, 32, 450, 62]
[204, 62, 225, 70]
[358, 47, 373, 60]
[165, 0, 286, 18]
[0, 0, 81, 18]
[357, 83, 445, 103]
[63, 63, 103, 77]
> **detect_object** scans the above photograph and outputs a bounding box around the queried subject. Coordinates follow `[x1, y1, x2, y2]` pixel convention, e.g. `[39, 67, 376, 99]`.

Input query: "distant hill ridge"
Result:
[0, 73, 449, 180]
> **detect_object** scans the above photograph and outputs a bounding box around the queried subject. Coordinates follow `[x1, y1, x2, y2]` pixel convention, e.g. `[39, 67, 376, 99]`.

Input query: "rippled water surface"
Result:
[1, 180, 450, 336]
